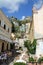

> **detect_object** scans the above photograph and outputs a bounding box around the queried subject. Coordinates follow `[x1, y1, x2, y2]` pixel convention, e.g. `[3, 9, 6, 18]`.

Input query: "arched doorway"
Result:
[1, 43, 4, 52]
[10, 43, 15, 50]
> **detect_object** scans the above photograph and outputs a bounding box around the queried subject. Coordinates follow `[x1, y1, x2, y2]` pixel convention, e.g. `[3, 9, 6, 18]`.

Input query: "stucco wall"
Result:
[0, 10, 12, 39]
[33, 6, 43, 39]
[0, 40, 10, 52]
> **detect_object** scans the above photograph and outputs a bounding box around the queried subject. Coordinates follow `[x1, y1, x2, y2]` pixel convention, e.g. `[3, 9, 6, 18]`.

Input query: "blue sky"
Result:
[0, 0, 42, 19]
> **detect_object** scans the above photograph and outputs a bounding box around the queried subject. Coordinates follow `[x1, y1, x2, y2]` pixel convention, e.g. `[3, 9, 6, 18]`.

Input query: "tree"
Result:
[24, 40, 31, 50]
[17, 20, 22, 26]
[21, 19, 30, 24]
[14, 26, 20, 33]
[38, 57, 43, 63]
[11, 21, 15, 33]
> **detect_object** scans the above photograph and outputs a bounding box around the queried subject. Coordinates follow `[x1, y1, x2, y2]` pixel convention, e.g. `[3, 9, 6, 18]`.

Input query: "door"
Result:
[1, 43, 4, 52]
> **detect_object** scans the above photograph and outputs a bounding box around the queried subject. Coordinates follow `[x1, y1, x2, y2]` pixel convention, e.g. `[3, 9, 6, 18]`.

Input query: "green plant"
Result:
[24, 40, 31, 50]
[11, 22, 15, 33]
[24, 39, 37, 54]
[14, 62, 26, 65]
[14, 26, 20, 33]
[31, 39, 37, 54]
[38, 57, 43, 63]
[29, 57, 35, 62]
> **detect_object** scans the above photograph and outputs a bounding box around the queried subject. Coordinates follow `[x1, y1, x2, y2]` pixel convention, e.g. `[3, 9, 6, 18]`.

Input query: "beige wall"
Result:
[33, 6, 43, 39]
[0, 10, 12, 39]
[0, 40, 10, 52]
[0, 10, 12, 27]
[29, 5, 43, 42]
[29, 19, 34, 42]
[0, 10, 12, 52]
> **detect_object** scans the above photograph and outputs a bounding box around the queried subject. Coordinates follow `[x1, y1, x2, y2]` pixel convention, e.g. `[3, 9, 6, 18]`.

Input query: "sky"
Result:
[0, 0, 43, 20]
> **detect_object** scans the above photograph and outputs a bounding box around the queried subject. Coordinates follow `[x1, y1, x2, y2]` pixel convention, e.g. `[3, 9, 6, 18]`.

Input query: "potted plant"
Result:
[38, 57, 43, 63]
[13, 62, 26, 65]
[29, 57, 35, 63]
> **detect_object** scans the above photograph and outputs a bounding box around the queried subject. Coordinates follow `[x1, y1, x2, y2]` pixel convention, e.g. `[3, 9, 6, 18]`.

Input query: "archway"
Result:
[1, 42, 4, 52]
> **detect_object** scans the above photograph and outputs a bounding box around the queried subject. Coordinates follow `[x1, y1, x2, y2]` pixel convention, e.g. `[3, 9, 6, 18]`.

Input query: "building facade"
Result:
[0, 10, 12, 52]
[29, 5, 43, 58]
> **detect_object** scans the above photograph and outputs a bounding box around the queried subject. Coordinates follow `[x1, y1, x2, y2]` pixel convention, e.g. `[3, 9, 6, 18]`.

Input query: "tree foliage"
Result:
[24, 39, 37, 54]
[14, 62, 26, 65]
[38, 57, 43, 63]
[11, 21, 15, 33]
[29, 57, 35, 62]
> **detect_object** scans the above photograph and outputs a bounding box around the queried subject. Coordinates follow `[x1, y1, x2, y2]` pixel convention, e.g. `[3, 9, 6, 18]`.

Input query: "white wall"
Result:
[33, 6, 43, 39]
[36, 40, 43, 58]
[33, 6, 43, 58]
[19, 39, 24, 48]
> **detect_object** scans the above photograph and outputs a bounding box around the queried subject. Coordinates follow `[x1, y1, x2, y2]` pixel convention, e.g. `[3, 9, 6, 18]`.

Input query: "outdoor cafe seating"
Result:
[0, 53, 7, 64]
[0, 51, 12, 64]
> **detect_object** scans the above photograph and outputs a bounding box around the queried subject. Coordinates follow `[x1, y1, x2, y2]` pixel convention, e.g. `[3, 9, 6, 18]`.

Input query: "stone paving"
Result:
[0, 50, 28, 65]
[9, 51, 29, 65]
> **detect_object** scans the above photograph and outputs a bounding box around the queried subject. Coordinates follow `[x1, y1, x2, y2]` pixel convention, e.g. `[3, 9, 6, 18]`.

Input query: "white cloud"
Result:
[0, 0, 28, 13]
[33, 0, 43, 9]
[21, 16, 25, 20]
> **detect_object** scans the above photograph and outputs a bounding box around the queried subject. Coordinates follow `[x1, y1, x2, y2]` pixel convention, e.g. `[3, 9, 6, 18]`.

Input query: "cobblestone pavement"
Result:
[9, 51, 29, 65]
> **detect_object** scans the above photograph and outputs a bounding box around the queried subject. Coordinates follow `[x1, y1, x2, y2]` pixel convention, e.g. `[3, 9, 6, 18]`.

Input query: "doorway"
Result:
[1, 42, 4, 52]
[10, 44, 13, 49]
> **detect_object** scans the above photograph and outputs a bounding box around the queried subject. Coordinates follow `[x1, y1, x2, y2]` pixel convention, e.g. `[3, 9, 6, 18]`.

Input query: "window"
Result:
[0, 20, 1, 25]
[4, 24, 6, 29]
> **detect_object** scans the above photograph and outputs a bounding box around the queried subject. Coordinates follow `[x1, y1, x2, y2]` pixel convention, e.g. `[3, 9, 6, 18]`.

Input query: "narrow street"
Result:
[9, 51, 28, 65]
[0, 50, 21, 65]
